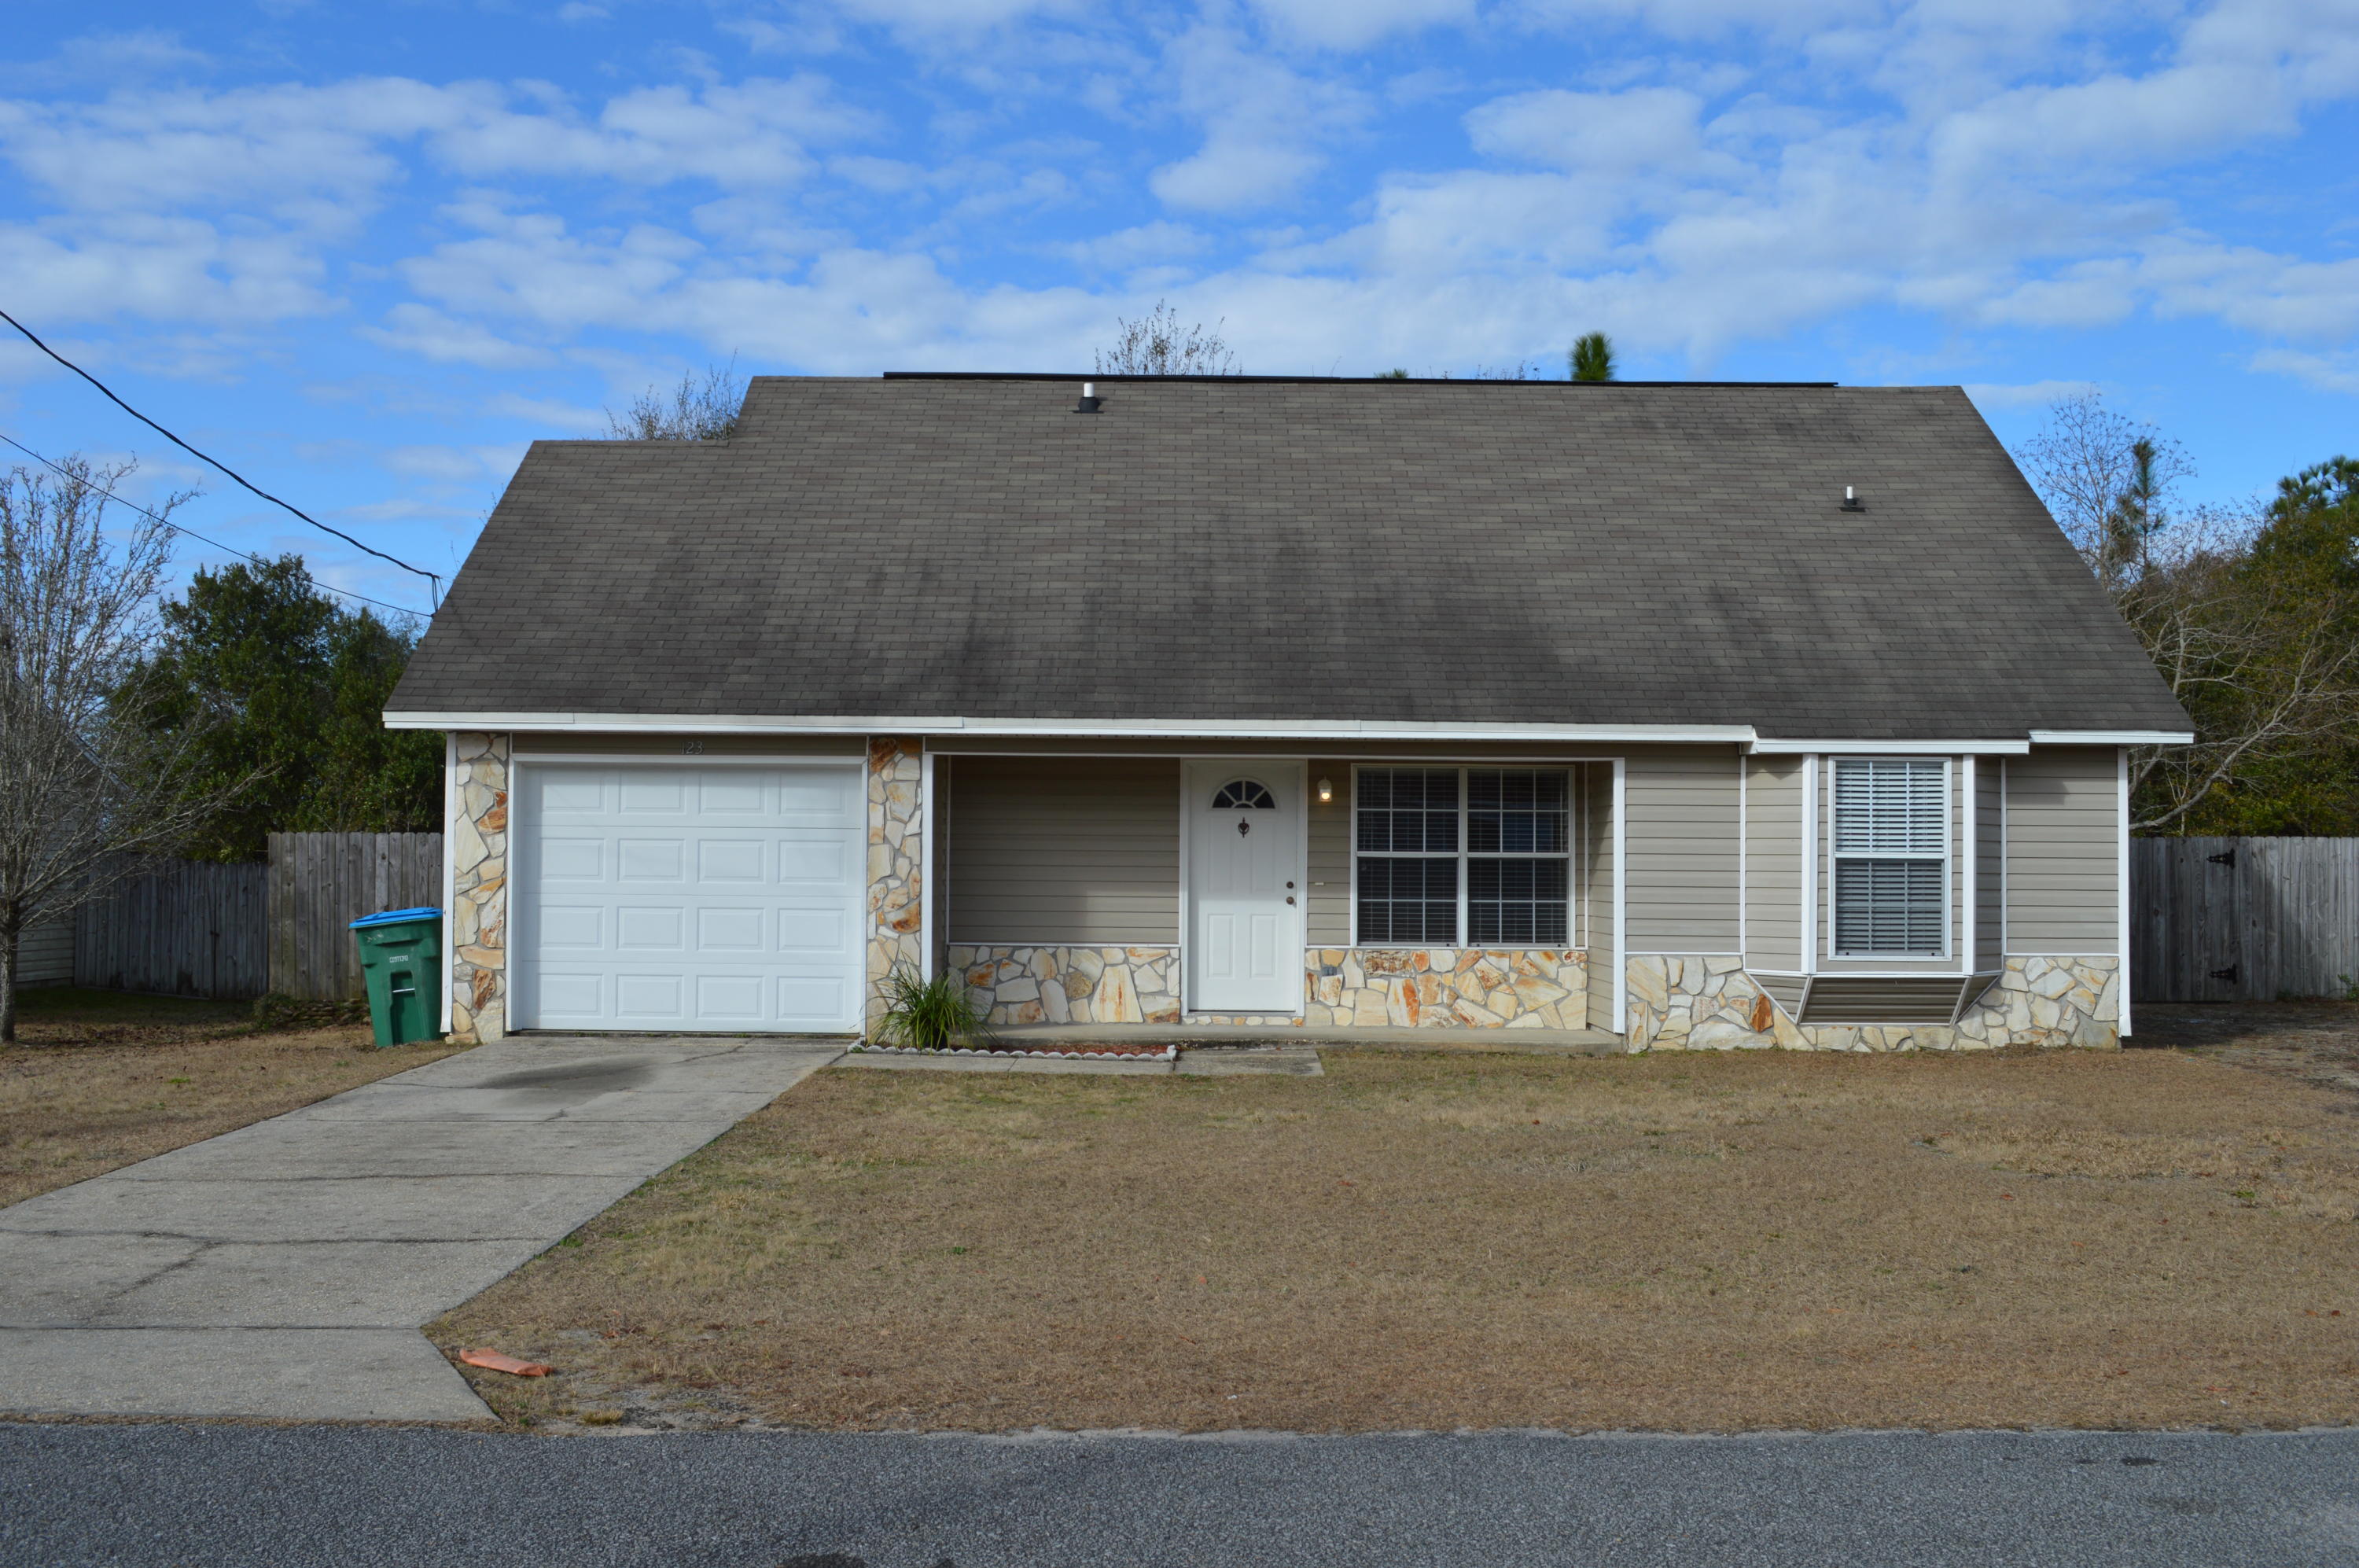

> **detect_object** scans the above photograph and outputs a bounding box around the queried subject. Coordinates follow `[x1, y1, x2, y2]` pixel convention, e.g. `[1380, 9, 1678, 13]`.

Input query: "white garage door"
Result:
[514, 761, 866, 1032]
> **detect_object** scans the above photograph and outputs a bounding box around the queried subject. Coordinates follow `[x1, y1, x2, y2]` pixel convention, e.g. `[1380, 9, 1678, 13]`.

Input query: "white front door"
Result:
[1187, 763, 1302, 1013]
[514, 761, 864, 1032]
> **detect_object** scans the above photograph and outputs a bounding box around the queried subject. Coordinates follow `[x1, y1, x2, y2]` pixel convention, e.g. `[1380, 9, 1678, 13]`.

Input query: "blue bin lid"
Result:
[351, 907, 442, 929]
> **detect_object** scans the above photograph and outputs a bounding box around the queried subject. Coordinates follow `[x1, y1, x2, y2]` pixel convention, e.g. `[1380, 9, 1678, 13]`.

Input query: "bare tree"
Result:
[2012, 392, 2192, 587]
[2014, 397, 2359, 831]
[0, 458, 248, 1041]
[1094, 301, 1239, 376]
[604, 360, 749, 441]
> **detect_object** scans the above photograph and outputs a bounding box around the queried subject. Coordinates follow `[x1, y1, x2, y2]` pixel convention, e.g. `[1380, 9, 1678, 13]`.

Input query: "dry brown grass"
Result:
[437, 1046, 2359, 1434]
[1, 990, 456, 1205]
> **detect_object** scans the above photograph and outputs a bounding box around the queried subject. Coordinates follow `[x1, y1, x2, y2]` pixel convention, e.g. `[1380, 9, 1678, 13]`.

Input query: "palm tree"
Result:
[1569, 332, 1616, 382]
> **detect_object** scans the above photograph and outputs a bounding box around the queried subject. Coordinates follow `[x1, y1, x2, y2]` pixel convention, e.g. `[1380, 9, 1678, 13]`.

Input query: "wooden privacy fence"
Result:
[267, 833, 443, 1001]
[2131, 837, 2359, 1003]
[75, 859, 268, 999]
[57, 834, 443, 1001]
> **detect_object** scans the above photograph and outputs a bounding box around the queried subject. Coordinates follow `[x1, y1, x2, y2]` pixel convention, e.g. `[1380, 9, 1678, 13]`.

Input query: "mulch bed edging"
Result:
[850, 1042, 1180, 1062]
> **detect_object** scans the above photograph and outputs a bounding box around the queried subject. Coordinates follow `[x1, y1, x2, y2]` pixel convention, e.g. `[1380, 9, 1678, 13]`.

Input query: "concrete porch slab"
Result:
[834, 1051, 1175, 1075]
[998, 1022, 1629, 1055]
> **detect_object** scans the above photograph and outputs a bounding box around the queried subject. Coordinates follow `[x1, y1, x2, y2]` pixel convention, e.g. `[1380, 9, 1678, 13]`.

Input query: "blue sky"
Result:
[3, 0, 2356, 619]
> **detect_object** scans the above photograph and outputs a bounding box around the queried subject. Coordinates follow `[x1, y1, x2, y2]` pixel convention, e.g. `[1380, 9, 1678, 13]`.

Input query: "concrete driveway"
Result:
[0, 1036, 842, 1423]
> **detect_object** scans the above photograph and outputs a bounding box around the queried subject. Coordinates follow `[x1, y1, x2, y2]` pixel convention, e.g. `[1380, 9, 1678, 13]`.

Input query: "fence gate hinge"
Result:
[2209, 964, 2239, 984]
[2207, 849, 2236, 867]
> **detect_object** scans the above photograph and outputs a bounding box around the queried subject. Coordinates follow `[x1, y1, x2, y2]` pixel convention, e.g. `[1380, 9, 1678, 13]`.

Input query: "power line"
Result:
[0, 429, 435, 622]
[0, 307, 443, 607]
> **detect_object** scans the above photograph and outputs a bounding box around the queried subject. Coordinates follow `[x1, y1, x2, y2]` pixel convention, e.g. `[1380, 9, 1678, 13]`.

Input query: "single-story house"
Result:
[385, 374, 2191, 1051]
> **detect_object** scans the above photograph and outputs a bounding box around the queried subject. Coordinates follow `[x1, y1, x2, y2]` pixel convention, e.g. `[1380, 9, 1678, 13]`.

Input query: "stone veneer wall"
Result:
[865, 738, 926, 1034]
[1625, 954, 2121, 1051]
[950, 946, 1182, 1026]
[447, 732, 510, 1046]
[1304, 949, 1588, 1029]
[950, 946, 1588, 1030]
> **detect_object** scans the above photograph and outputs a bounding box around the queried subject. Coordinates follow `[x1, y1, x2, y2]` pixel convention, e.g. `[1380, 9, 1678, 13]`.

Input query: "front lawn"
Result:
[438, 1041, 2359, 1434]
[1, 988, 458, 1206]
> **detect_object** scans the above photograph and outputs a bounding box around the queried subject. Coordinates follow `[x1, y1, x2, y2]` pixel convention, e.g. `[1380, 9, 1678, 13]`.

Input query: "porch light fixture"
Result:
[1316, 777, 1334, 803]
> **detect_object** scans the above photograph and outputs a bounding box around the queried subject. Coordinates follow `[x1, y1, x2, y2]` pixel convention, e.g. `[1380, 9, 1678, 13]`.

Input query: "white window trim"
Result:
[1349, 764, 1577, 948]
[1827, 756, 1952, 961]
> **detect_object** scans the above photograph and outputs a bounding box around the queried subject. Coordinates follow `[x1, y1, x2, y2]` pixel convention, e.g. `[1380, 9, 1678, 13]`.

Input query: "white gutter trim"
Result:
[1750, 738, 2030, 755]
[382, 711, 1762, 742]
[2029, 729, 2195, 746]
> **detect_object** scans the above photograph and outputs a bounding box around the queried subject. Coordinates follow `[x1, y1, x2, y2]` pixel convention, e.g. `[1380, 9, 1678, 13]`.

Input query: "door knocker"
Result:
[1237, 819, 1251, 837]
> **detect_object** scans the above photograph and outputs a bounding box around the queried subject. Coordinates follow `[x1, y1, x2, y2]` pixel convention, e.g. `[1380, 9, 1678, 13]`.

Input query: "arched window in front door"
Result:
[1211, 779, 1276, 810]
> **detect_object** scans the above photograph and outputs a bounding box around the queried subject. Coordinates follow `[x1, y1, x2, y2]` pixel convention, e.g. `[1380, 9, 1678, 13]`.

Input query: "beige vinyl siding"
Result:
[1743, 755, 1804, 970]
[1624, 745, 1741, 951]
[1754, 972, 1806, 1016]
[1584, 762, 1620, 1032]
[944, 756, 1179, 944]
[2005, 746, 2120, 954]
[17, 914, 75, 986]
[1976, 760, 2005, 970]
[1306, 770, 1351, 945]
[511, 732, 862, 756]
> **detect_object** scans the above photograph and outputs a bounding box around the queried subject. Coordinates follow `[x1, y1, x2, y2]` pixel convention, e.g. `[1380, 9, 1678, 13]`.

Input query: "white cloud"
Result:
[1465, 86, 1708, 172]
[23, 29, 210, 88]
[1150, 26, 1368, 212]
[1246, 0, 1476, 50]
[484, 393, 611, 432]
[0, 74, 872, 225]
[1060, 221, 1211, 271]
[1963, 378, 2102, 410]
[2248, 348, 2359, 395]
[0, 215, 334, 328]
[358, 304, 555, 369]
[381, 444, 525, 481]
[824, 0, 1078, 33]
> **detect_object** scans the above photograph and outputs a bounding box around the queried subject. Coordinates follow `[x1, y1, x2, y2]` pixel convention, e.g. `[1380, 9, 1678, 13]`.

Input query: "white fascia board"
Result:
[382, 711, 1762, 744]
[1749, 738, 2031, 756]
[2028, 729, 2195, 746]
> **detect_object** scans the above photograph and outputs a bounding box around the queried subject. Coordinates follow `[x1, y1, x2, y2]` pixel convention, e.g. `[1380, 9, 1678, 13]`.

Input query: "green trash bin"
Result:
[351, 907, 443, 1047]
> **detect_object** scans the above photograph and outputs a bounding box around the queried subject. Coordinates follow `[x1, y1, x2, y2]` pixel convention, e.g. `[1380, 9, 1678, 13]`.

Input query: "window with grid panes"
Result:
[1355, 767, 1571, 945]
[1831, 758, 1948, 955]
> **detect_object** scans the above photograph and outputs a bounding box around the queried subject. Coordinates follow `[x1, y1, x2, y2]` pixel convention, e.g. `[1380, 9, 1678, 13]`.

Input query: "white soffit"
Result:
[381, 712, 1762, 742]
[2027, 729, 2195, 745]
[1747, 738, 2031, 755]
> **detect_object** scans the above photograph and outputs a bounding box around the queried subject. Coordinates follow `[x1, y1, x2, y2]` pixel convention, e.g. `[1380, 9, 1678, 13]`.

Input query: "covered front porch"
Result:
[926, 745, 1623, 1037]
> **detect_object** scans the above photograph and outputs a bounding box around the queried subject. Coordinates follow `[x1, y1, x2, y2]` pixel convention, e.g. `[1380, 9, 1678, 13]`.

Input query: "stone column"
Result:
[448, 731, 510, 1045]
[865, 736, 925, 1036]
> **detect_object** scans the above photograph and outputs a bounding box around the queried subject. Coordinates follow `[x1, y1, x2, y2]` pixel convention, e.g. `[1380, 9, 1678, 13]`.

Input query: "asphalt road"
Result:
[4, 1423, 2354, 1566]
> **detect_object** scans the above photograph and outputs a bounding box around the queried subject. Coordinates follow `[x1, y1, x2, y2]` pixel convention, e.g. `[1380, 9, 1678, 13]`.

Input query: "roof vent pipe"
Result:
[1841, 486, 1864, 512]
[1076, 381, 1102, 414]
